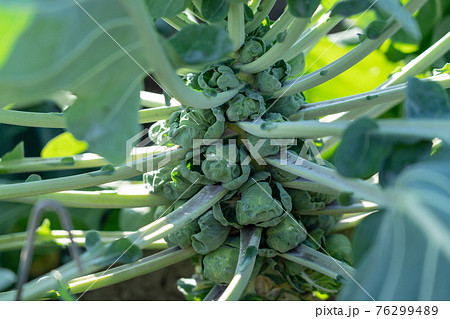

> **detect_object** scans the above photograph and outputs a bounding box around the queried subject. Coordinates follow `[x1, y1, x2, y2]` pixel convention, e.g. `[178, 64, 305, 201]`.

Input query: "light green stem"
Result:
[3, 190, 171, 209]
[292, 74, 450, 120]
[282, 13, 342, 62]
[295, 201, 378, 215]
[218, 226, 262, 301]
[239, 17, 310, 73]
[228, 2, 245, 51]
[272, 0, 428, 98]
[0, 147, 188, 201]
[245, 0, 277, 33]
[0, 153, 107, 174]
[124, 1, 240, 109]
[0, 230, 167, 252]
[69, 247, 195, 295]
[261, 9, 294, 45]
[238, 118, 450, 142]
[265, 153, 387, 205]
[0, 106, 180, 128]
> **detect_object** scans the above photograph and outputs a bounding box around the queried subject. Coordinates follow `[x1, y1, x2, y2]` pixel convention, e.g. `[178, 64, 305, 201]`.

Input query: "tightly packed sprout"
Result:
[0, 0, 448, 303]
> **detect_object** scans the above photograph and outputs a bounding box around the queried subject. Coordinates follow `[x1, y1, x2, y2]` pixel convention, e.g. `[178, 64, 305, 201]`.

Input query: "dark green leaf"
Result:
[331, 0, 371, 17]
[85, 230, 103, 251]
[144, 0, 191, 18]
[405, 77, 450, 119]
[334, 119, 391, 179]
[340, 154, 450, 300]
[168, 25, 233, 65]
[201, 0, 229, 23]
[287, 0, 321, 18]
[365, 20, 390, 40]
[1, 141, 24, 162]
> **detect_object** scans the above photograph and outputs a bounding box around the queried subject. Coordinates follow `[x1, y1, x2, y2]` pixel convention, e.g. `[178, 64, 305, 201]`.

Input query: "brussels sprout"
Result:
[165, 219, 201, 249]
[268, 93, 306, 118]
[236, 182, 287, 227]
[226, 90, 266, 122]
[167, 107, 225, 149]
[201, 145, 251, 190]
[256, 60, 291, 93]
[148, 119, 172, 146]
[302, 213, 341, 235]
[191, 211, 231, 254]
[202, 237, 240, 284]
[239, 37, 266, 63]
[197, 64, 240, 93]
[179, 150, 214, 185]
[288, 189, 336, 212]
[212, 202, 242, 228]
[324, 234, 353, 265]
[303, 228, 324, 250]
[266, 216, 307, 253]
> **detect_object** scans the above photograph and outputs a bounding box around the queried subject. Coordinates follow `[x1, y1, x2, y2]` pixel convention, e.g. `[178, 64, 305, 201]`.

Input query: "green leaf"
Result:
[0, 268, 16, 291]
[85, 230, 103, 251]
[201, 0, 229, 23]
[105, 238, 143, 264]
[144, 0, 191, 18]
[365, 20, 390, 40]
[370, 0, 422, 42]
[287, 0, 321, 18]
[41, 132, 88, 158]
[0, 1, 148, 164]
[331, 0, 371, 17]
[168, 25, 233, 66]
[405, 77, 450, 119]
[340, 153, 450, 300]
[334, 119, 391, 179]
[1, 141, 24, 162]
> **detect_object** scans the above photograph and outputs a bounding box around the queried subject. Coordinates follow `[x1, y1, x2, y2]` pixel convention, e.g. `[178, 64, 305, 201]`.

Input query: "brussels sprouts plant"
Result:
[0, 0, 449, 302]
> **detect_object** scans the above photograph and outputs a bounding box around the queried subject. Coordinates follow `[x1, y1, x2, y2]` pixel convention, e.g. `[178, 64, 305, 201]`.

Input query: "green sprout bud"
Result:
[197, 64, 240, 93]
[226, 90, 266, 122]
[148, 119, 172, 146]
[202, 237, 240, 284]
[268, 93, 306, 118]
[191, 211, 231, 254]
[256, 60, 291, 93]
[201, 145, 251, 190]
[236, 181, 290, 227]
[266, 216, 307, 253]
[301, 268, 341, 294]
[165, 219, 200, 249]
[288, 189, 336, 212]
[324, 234, 353, 265]
[167, 107, 225, 148]
[239, 37, 266, 64]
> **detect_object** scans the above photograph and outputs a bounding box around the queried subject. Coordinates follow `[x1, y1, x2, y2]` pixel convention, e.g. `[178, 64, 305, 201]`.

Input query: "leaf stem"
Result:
[218, 226, 262, 301]
[239, 17, 310, 73]
[0, 147, 188, 201]
[281, 244, 355, 281]
[264, 153, 387, 205]
[261, 9, 294, 45]
[245, 0, 277, 33]
[272, 0, 428, 97]
[292, 74, 450, 120]
[228, 2, 246, 51]
[3, 190, 171, 209]
[295, 201, 378, 215]
[69, 247, 195, 295]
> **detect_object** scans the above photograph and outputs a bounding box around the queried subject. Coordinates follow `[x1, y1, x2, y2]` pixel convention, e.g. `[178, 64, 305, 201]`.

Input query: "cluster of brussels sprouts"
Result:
[144, 35, 353, 300]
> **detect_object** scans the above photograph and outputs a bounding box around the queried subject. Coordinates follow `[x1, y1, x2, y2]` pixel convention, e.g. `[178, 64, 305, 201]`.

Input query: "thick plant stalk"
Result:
[4, 190, 171, 209]
[69, 247, 196, 295]
[0, 105, 181, 128]
[218, 226, 262, 301]
[261, 9, 295, 45]
[0, 147, 188, 200]
[228, 2, 245, 51]
[295, 201, 378, 216]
